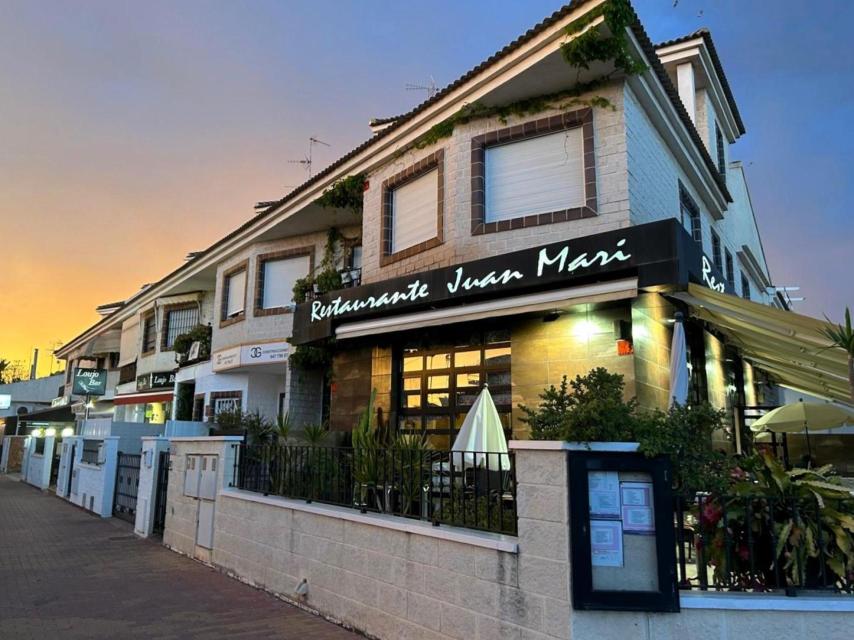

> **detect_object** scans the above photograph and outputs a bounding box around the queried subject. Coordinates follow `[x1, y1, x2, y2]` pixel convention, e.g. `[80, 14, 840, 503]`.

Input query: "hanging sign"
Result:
[136, 370, 177, 392]
[72, 368, 108, 396]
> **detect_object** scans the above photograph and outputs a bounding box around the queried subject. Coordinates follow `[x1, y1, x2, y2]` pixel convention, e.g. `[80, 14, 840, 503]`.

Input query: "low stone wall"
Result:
[162, 439, 854, 640]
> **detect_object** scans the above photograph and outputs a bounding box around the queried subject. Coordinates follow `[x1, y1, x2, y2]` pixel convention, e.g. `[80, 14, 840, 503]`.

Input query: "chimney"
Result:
[676, 63, 696, 124]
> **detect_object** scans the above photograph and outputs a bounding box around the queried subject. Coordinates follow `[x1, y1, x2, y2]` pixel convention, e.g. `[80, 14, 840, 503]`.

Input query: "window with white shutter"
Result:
[224, 269, 246, 319]
[261, 255, 311, 310]
[391, 168, 439, 254]
[484, 128, 585, 224]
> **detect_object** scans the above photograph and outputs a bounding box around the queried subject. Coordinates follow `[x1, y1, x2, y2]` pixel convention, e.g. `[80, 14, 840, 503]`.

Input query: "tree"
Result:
[820, 306, 854, 402]
[0, 359, 26, 384]
[0, 359, 8, 384]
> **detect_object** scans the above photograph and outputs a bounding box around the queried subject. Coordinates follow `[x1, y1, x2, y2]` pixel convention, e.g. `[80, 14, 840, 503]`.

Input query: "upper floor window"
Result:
[725, 249, 735, 290]
[679, 182, 702, 244]
[471, 109, 597, 235]
[255, 250, 312, 314]
[741, 272, 751, 300]
[380, 150, 444, 265]
[141, 312, 157, 354]
[715, 123, 726, 182]
[162, 305, 200, 350]
[711, 230, 722, 268]
[485, 129, 584, 223]
[220, 262, 248, 324]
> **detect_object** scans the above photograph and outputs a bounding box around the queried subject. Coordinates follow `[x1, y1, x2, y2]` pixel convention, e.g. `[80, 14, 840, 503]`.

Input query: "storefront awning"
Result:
[336, 278, 638, 340]
[670, 284, 851, 403]
[113, 392, 174, 405]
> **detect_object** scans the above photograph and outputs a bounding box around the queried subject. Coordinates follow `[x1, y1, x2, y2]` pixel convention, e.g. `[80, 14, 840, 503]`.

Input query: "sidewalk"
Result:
[0, 475, 361, 639]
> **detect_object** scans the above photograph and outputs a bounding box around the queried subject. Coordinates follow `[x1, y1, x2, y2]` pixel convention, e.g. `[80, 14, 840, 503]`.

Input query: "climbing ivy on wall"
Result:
[411, 0, 645, 150]
[315, 173, 366, 215]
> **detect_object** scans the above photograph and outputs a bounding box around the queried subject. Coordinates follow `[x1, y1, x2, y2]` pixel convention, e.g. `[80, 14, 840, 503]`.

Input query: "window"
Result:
[679, 182, 701, 244]
[119, 361, 137, 385]
[381, 150, 444, 264]
[485, 128, 585, 224]
[162, 305, 200, 350]
[391, 168, 439, 253]
[141, 312, 157, 354]
[257, 253, 311, 311]
[471, 109, 596, 235]
[221, 263, 248, 323]
[725, 249, 735, 290]
[715, 122, 726, 181]
[348, 245, 362, 270]
[213, 395, 241, 416]
[397, 329, 511, 449]
[741, 272, 751, 300]
[711, 230, 722, 268]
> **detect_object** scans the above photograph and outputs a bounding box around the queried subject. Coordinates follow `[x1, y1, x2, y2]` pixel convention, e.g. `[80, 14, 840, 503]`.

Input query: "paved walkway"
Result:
[0, 476, 360, 639]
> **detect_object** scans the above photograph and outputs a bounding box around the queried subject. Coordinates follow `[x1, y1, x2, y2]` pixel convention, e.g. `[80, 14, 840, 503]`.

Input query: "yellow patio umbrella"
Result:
[750, 401, 854, 462]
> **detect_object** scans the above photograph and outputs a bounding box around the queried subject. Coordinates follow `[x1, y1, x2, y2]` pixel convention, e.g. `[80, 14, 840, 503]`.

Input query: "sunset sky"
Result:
[1, 0, 851, 379]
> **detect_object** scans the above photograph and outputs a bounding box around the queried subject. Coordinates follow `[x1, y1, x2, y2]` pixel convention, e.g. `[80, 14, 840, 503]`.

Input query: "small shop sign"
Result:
[212, 341, 289, 372]
[72, 368, 108, 396]
[136, 370, 177, 392]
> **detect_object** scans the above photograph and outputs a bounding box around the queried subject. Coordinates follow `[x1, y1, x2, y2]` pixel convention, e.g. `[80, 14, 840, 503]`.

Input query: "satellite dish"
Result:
[17, 406, 29, 416]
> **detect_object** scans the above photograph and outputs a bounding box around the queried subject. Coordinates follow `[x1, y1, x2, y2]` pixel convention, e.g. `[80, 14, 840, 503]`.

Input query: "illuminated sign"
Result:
[0, 394, 10, 410]
[701, 256, 726, 293]
[136, 371, 177, 392]
[72, 368, 108, 396]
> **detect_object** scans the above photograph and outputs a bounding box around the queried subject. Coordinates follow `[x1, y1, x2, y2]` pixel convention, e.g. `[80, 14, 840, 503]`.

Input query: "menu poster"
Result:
[620, 482, 655, 534]
[588, 471, 621, 518]
[590, 519, 624, 567]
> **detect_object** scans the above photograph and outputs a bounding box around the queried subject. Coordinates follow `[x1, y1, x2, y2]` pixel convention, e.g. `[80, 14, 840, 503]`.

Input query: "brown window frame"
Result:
[253, 247, 315, 317]
[470, 108, 597, 236]
[380, 149, 445, 266]
[220, 260, 249, 328]
[160, 303, 200, 351]
[141, 311, 157, 356]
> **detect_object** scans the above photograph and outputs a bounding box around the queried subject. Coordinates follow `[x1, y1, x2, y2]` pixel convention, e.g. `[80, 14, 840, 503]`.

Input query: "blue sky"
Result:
[0, 0, 851, 366]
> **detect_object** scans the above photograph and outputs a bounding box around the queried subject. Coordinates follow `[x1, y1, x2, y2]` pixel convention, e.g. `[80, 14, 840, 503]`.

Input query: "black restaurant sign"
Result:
[72, 368, 108, 396]
[136, 370, 177, 392]
[292, 219, 730, 344]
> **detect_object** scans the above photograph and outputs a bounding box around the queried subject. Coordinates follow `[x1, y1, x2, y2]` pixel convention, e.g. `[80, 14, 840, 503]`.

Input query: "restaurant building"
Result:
[53, 1, 849, 449]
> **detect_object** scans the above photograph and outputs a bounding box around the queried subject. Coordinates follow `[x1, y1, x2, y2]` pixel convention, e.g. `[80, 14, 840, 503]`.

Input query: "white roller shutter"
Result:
[485, 128, 585, 223]
[263, 255, 311, 309]
[118, 320, 139, 366]
[226, 271, 246, 317]
[392, 169, 438, 253]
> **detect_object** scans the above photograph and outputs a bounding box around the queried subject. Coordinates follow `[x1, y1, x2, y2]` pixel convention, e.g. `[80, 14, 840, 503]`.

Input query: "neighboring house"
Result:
[53, 2, 847, 450]
[0, 373, 66, 435]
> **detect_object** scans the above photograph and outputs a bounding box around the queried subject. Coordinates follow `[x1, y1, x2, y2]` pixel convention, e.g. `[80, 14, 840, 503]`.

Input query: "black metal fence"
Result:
[113, 452, 141, 523]
[674, 493, 854, 594]
[232, 444, 517, 536]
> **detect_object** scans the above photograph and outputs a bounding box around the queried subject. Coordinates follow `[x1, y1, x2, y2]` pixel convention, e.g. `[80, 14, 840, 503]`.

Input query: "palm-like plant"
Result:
[820, 307, 854, 402]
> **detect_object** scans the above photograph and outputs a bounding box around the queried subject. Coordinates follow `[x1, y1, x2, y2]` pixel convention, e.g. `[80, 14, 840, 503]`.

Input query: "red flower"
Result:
[701, 501, 723, 526]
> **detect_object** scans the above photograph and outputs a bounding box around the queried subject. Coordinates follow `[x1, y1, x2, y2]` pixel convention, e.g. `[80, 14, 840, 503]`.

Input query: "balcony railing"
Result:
[674, 492, 854, 594]
[231, 444, 517, 536]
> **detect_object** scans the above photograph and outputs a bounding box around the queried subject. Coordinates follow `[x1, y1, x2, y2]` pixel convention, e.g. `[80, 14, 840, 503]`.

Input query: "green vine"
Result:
[315, 173, 365, 214]
[411, 0, 645, 150]
[290, 337, 336, 370]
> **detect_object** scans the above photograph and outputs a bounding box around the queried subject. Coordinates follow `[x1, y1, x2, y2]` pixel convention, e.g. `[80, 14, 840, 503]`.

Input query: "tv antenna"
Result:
[288, 136, 330, 177]
[406, 76, 438, 99]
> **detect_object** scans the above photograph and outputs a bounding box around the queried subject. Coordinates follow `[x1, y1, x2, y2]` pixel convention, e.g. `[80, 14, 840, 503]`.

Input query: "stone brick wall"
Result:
[360, 82, 630, 285]
[631, 293, 678, 412]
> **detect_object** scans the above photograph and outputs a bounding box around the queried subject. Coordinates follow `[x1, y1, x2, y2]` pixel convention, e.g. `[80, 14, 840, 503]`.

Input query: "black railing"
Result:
[81, 439, 101, 464]
[232, 444, 517, 536]
[674, 493, 854, 594]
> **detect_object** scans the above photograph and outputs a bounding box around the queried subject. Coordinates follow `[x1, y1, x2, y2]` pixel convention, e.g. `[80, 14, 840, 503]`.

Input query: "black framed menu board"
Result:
[568, 451, 679, 612]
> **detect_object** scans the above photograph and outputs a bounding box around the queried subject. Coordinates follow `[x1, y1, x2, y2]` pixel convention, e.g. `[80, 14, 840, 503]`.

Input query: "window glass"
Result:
[397, 331, 511, 443]
[485, 129, 584, 223]
[454, 350, 481, 368]
[392, 169, 438, 253]
[164, 306, 199, 349]
[262, 255, 311, 309]
[225, 270, 246, 317]
[142, 313, 156, 353]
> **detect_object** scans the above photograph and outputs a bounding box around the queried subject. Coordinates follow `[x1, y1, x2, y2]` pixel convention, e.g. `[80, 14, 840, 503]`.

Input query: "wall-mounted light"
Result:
[573, 319, 597, 340]
[45, 428, 57, 437]
[61, 427, 74, 438]
[31, 428, 44, 438]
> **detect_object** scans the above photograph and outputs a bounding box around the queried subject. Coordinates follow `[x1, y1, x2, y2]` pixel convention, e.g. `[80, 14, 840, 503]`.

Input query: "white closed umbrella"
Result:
[669, 312, 689, 407]
[451, 385, 511, 470]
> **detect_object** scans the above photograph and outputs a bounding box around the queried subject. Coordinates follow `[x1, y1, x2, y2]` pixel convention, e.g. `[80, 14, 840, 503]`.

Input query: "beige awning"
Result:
[82, 328, 121, 356]
[670, 284, 851, 403]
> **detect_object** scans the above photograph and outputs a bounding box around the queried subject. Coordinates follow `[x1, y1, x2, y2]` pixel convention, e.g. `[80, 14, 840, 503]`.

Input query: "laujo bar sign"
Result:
[310, 238, 631, 323]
